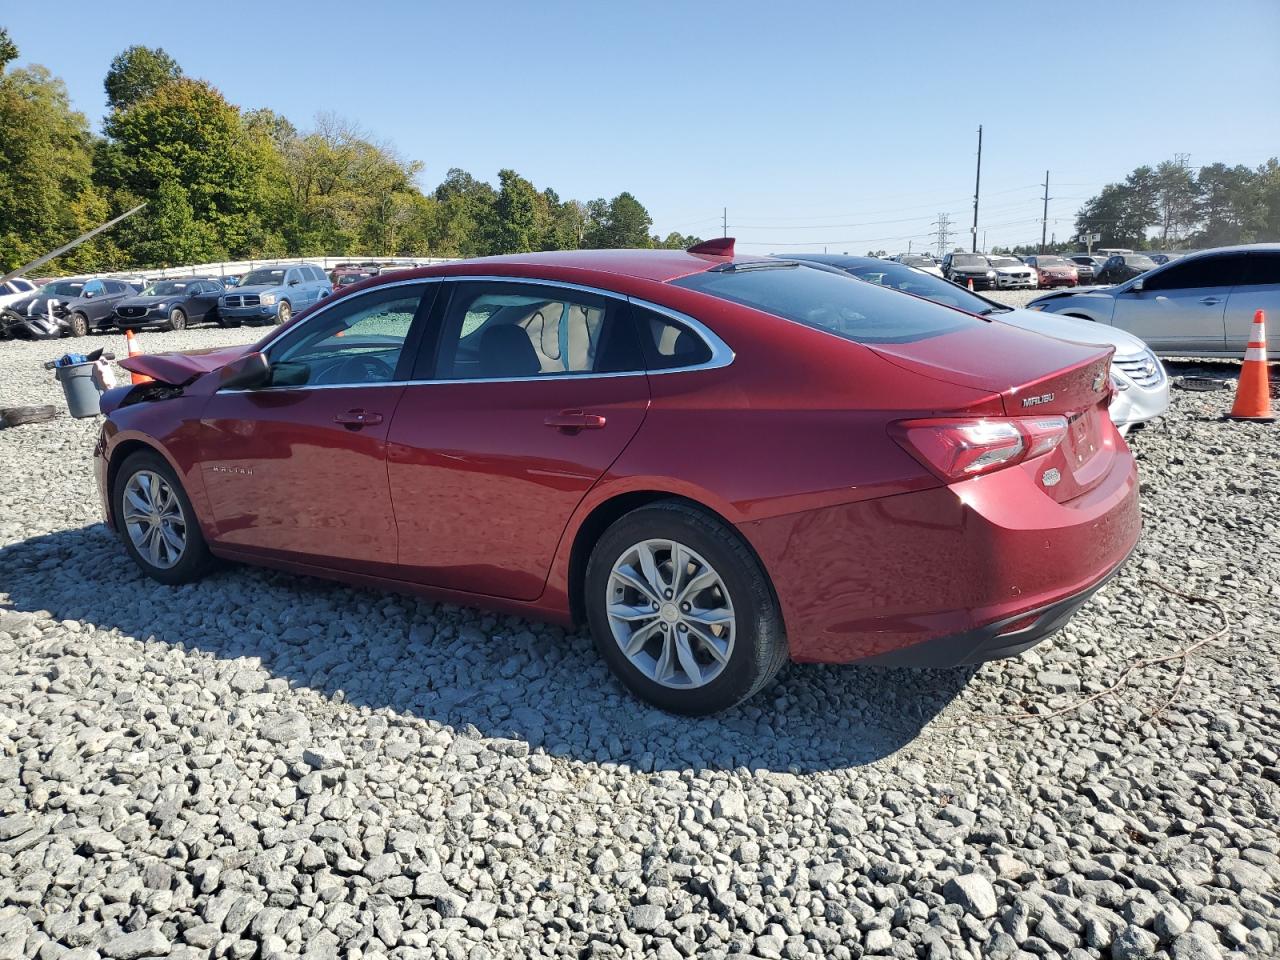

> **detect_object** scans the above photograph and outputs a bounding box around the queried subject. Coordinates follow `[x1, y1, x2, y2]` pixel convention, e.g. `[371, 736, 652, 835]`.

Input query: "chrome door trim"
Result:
[221, 274, 734, 393]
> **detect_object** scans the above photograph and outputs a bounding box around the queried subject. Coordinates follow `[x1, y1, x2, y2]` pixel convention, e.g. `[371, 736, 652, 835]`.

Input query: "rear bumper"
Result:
[860, 543, 1132, 666]
[743, 436, 1141, 665]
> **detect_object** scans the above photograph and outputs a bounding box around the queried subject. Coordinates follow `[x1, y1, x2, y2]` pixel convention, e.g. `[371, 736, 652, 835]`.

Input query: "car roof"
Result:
[780, 254, 893, 269]
[436, 249, 762, 283]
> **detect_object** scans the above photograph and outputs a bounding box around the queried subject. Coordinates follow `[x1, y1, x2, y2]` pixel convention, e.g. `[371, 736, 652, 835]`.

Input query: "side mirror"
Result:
[219, 352, 271, 391]
[1130, 278, 1144, 292]
[83, 290, 96, 299]
[288, 278, 300, 286]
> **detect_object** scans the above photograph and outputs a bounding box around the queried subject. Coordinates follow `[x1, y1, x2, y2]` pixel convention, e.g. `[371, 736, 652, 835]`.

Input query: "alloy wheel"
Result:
[606, 539, 736, 689]
[122, 470, 187, 569]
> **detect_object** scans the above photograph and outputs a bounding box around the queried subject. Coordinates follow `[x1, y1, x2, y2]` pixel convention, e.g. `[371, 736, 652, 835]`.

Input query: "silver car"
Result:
[1027, 244, 1280, 358]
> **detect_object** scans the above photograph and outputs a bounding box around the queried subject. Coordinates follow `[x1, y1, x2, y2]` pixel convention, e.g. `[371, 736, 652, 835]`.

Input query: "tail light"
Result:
[890, 416, 1068, 482]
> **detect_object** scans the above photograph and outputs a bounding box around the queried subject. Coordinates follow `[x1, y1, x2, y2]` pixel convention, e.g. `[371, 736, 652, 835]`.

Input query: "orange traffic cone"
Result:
[125, 330, 152, 385]
[967, 278, 974, 292]
[1228, 309, 1273, 422]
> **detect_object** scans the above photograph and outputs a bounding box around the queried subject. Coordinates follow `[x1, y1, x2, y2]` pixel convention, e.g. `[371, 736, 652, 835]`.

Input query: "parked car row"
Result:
[0, 264, 334, 338]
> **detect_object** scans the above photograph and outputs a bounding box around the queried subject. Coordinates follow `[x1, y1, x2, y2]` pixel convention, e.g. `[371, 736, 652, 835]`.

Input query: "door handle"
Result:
[544, 410, 607, 432]
[1199, 297, 1222, 305]
[333, 408, 383, 428]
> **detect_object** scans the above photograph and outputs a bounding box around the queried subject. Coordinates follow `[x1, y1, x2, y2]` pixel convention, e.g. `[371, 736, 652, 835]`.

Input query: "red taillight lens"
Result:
[891, 416, 1068, 482]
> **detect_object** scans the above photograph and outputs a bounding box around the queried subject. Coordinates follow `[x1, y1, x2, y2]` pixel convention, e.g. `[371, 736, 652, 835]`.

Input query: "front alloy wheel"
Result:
[113, 451, 214, 585]
[122, 470, 188, 569]
[276, 301, 291, 325]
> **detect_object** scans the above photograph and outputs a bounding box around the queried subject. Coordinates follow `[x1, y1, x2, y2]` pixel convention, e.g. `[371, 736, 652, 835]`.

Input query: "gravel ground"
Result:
[0, 313, 1278, 960]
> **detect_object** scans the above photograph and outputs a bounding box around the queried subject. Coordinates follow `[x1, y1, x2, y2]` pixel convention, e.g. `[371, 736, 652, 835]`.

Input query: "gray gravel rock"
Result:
[0, 319, 1277, 960]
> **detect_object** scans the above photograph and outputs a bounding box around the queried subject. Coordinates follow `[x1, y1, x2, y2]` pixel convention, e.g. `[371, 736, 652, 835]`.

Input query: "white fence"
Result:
[93, 256, 457, 281]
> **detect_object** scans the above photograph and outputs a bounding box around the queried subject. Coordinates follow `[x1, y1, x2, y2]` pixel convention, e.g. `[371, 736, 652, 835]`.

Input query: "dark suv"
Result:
[941, 253, 997, 290]
[1096, 254, 1159, 285]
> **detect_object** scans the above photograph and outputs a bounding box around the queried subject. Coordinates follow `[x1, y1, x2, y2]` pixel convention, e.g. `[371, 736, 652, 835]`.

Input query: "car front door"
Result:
[385, 279, 652, 601]
[1110, 254, 1246, 354]
[1225, 252, 1280, 355]
[196, 281, 435, 573]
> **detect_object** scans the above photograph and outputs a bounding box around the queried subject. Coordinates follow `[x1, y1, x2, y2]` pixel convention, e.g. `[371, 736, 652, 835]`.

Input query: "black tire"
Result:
[67, 312, 89, 338]
[167, 307, 187, 331]
[112, 450, 214, 585]
[275, 301, 291, 326]
[584, 500, 787, 715]
[0, 405, 58, 427]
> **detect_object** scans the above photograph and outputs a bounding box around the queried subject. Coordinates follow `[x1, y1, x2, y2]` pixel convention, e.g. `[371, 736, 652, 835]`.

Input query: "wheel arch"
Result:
[105, 437, 183, 531]
[563, 489, 778, 630]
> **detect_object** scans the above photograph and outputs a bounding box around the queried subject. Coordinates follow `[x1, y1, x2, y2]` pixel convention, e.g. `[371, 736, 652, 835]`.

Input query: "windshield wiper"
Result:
[978, 306, 1011, 315]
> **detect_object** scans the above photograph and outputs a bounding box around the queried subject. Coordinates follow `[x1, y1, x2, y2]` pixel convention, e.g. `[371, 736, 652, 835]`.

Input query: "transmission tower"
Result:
[932, 213, 953, 257]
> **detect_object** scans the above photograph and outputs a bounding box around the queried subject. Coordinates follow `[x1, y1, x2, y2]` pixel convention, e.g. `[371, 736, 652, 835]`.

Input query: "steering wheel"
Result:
[311, 353, 395, 385]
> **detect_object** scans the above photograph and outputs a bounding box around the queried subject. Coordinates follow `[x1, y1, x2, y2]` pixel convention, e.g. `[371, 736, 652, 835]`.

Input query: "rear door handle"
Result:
[1199, 297, 1222, 305]
[333, 408, 383, 428]
[544, 410, 607, 432]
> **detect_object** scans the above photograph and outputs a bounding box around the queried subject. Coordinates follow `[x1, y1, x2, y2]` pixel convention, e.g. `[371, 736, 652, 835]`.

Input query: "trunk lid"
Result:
[871, 322, 1117, 502]
[119, 344, 252, 385]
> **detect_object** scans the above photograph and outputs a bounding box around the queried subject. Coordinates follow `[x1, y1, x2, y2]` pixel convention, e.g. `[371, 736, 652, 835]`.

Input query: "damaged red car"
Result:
[95, 241, 1140, 714]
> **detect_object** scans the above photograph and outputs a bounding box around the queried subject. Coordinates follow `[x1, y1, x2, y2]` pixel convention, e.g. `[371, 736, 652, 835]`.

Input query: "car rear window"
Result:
[672, 263, 982, 344]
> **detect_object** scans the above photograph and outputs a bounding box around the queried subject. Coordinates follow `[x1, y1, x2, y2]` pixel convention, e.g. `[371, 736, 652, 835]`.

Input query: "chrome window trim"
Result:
[222, 274, 734, 393]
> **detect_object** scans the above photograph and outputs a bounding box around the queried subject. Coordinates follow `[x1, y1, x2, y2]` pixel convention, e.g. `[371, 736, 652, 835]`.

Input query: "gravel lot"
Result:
[0, 308, 1277, 960]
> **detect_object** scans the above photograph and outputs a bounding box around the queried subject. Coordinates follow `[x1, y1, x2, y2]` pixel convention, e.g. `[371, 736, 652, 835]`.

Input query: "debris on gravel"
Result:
[0, 316, 1278, 959]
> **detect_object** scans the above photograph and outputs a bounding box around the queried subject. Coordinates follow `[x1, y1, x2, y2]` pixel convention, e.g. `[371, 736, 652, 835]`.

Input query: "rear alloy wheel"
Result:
[67, 312, 89, 338]
[112, 451, 214, 585]
[275, 301, 291, 326]
[167, 307, 187, 331]
[585, 501, 787, 715]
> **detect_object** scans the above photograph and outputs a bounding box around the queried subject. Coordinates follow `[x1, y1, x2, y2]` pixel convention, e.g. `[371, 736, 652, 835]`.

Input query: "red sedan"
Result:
[96, 241, 1140, 714]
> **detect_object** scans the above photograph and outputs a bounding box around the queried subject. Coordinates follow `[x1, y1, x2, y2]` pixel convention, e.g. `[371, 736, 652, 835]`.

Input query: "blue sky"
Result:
[7, 0, 1279, 253]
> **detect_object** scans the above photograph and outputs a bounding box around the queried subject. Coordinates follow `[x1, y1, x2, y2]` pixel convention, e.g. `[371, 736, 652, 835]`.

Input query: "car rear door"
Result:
[385, 279, 651, 601]
[196, 281, 436, 574]
[1225, 251, 1280, 355]
[1110, 254, 1246, 354]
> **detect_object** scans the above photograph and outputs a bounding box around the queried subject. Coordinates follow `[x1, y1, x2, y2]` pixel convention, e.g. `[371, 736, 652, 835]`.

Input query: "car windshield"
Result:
[899, 256, 933, 267]
[240, 269, 287, 286]
[672, 262, 986, 344]
[41, 281, 84, 297]
[1036, 256, 1071, 267]
[951, 255, 989, 267]
[1125, 255, 1158, 269]
[990, 257, 1022, 267]
[141, 281, 190, 296]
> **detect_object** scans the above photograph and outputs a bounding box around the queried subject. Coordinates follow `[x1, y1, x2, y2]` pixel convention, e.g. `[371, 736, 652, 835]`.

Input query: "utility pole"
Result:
[971, 124, 982, 253]
[1039, 170, 1050, 253]
[932, 213, 953, 258]
[908, 239, 912, 255]
[722, 207, 727, 238]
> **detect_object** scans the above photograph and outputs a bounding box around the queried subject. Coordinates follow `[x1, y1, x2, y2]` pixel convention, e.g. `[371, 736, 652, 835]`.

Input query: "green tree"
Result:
[98, 78, 269, 264]
[429, 168, 497, 257]
[584, 192, 653, 248]
[0, 65, 117, 271]
[104, 45, 182, 112]
[490, 168, 540, 253]
[0, 28, 18, 73]
[654, 231, 701, 250]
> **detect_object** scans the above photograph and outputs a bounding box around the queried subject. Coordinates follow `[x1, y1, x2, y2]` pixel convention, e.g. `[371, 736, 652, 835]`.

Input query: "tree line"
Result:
[0, 32, 702, 274]
[998, 157, 1280, 256]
